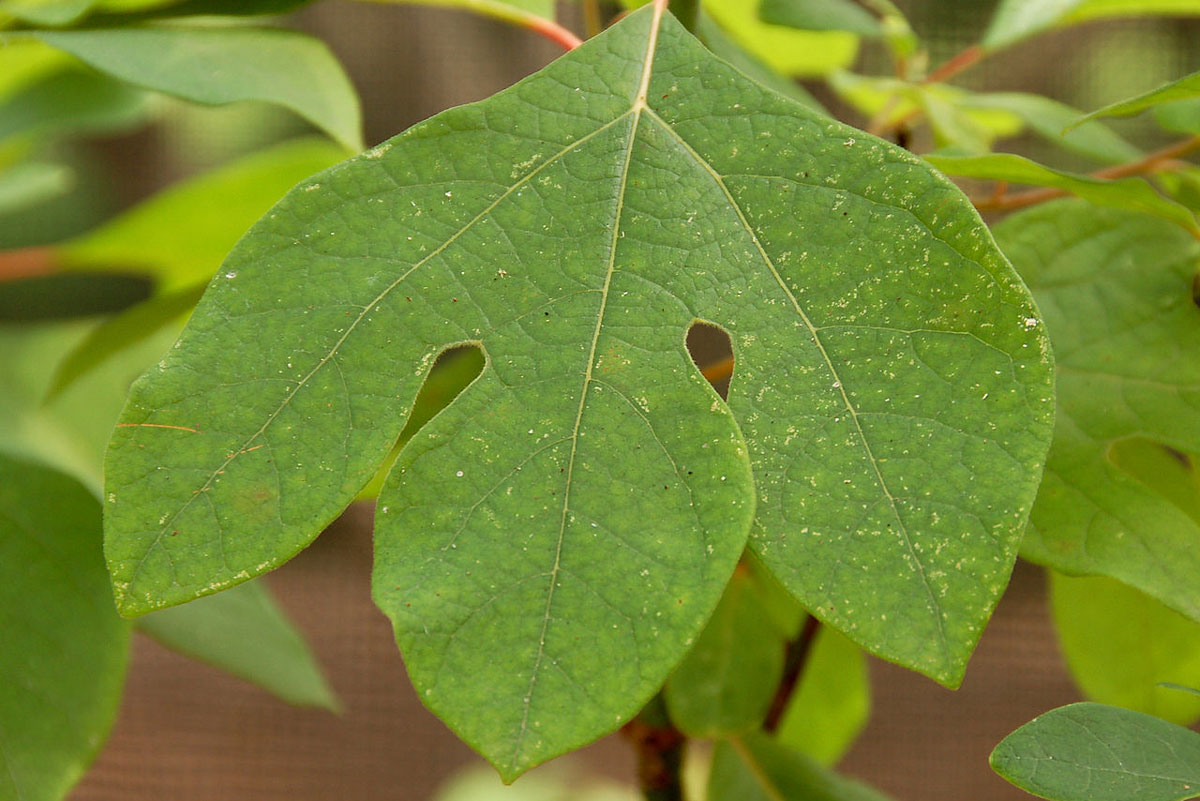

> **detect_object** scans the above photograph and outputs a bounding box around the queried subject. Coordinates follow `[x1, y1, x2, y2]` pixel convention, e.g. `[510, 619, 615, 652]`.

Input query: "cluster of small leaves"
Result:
[6, 0, 1200, 799]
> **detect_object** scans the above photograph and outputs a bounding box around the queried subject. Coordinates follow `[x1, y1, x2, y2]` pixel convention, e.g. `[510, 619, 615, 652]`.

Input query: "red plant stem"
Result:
[925, 44, 985, 85]
[525, 13, 583, 50]
[971, 134, 1200, 213]
[0, 246, 54, 282]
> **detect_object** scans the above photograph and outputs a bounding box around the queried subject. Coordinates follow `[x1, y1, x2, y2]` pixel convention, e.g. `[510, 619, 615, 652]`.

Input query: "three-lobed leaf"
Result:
[0, 452, 130, 801]
[994, 201, 1200, 623]
[992, 703, 1200, 801]
[104, 4, 1052, 777]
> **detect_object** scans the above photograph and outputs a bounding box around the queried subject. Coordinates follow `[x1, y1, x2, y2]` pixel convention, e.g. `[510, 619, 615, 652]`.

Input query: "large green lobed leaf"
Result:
[104, 4, 1053, 776]
[0, 452, 130, 801]
[995, 202, 1200, 622]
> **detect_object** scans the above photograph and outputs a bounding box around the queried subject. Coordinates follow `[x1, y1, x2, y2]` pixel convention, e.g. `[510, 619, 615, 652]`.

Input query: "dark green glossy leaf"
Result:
[104, 5, 1052, 775]
[776, 625, 869, 765]
[709, 733, 891, 801]
[994, 201, 1200, 623]
[138, 578, 340, 710]
[664, 568, 786, 737]
[992, 703, 1200, 801]
[1051, 571, 1200, 725]
[0, 451, 130, 801]
[927, 153, 1199, 235]
[26, 26, 362, 151]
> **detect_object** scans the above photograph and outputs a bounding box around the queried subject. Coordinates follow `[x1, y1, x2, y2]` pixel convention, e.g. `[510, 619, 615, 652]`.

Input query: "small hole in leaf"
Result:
[1108, 436, 1200, 526]
[687, 321, 734, 401]
[360, 344, 484, 501]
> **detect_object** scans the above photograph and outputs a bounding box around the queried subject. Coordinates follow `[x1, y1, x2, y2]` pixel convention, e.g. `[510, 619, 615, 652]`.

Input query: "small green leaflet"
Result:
[138, 578, 340, 710]
[776, 625, 869, 765]
[664, 568, 786, 737]
[758, 0, 882, 36]
[956, 92, 1141, 165]
[927, 153, 1199, 235]
[23, 26, 362, 151]
[983, 0, 1200, 51]
[0, 452, 131, 801]
[992, 703, 1200, 801]
[1070, 69, 1200, 131]
[995, 201, 1200, 623]
[104, 3, 1052, 777]
[709, 733, 892, 801]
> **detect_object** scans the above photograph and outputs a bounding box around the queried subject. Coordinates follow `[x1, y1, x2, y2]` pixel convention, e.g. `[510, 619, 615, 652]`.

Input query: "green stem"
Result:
[621, 694, 687, 801]
[668, 0, 699, 34]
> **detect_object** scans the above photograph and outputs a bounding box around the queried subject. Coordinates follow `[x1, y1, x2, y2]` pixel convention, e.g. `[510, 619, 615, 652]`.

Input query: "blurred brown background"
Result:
[55, 1, 1200, 798]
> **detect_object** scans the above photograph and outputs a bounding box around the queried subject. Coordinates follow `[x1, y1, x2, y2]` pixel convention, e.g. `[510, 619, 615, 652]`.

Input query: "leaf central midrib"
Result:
[510, 0, 666, 767]
[642, 106, 950, 659]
